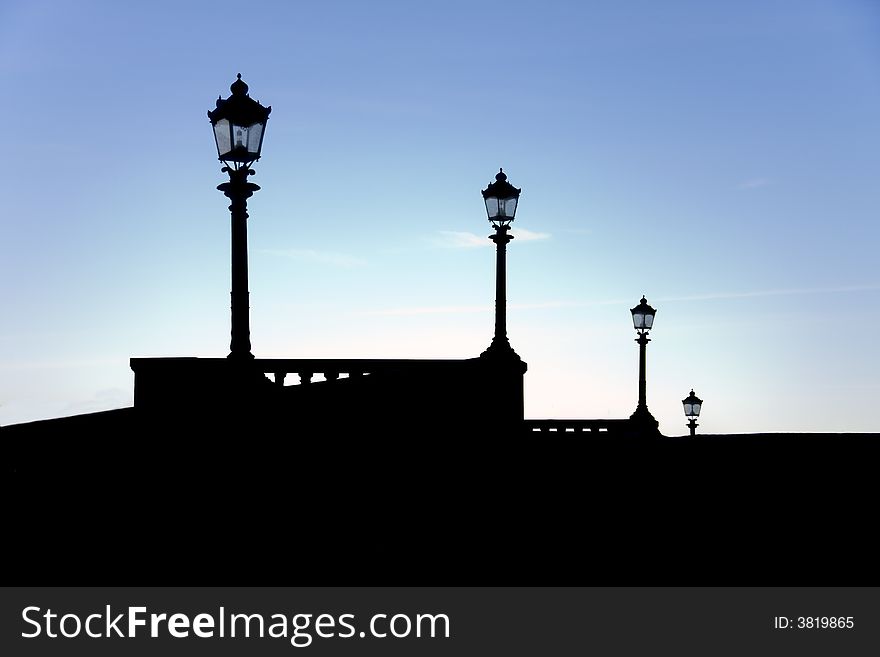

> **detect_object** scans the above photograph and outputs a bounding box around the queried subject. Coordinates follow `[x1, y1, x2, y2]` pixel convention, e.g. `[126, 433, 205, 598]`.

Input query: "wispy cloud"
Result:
[737, 178, 771, 190]
[362, 303, 490, 316]
[358, 301, 578, 317]
[434, 227, 550, 248]
[581, 284, 880, 307]
[356, 284, 880, 317]
[262, 248, 367, 267]
[656, 283, 880, 303]
[434, 231, 489, 248]
[0, 358, 127, 372]
[513, 228, 551, 242]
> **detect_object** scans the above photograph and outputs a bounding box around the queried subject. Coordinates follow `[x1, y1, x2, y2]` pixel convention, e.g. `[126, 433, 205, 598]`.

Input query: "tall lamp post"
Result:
[630, 295, 659, 430]
[682, 389, 703, 436]
[208, 74, 271, 360]
[481, 169, 522, 360]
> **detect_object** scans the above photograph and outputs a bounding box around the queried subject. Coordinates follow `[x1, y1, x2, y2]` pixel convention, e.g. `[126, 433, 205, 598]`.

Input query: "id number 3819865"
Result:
[773, 617, 854, 629]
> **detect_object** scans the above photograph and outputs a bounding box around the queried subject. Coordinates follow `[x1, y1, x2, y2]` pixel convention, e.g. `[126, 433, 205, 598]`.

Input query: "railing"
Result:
[525, 419, 632, 434]
[129, 357, 522, 422]
[251, 358, 477, 387]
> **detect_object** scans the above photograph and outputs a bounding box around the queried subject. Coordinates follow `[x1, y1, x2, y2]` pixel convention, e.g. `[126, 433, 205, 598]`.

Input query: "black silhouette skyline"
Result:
[5, 75, 877, 451]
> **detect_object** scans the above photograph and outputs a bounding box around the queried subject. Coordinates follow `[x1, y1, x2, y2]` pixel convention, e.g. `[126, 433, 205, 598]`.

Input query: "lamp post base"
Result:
[480, 336, 522, 362]
[629, 403, 660, 435]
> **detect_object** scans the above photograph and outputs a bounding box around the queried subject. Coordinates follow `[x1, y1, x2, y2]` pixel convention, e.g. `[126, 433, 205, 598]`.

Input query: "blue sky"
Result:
[1, 0, 878, 434]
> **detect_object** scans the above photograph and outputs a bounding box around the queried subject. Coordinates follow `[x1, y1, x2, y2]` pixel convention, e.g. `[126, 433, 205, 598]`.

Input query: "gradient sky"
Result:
[1, 0, 878, 434]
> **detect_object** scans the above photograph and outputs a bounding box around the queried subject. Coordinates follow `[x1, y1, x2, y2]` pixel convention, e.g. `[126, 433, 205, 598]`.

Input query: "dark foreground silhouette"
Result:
[6, 373, 878, 585]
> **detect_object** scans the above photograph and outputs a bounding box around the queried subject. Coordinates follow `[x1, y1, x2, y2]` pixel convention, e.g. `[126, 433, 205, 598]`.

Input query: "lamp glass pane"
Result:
[214, 119, 231, 157]
[246, 122, 264, 154]
[485, 197, 500, 218]
[233, 124, 249, 150]
[632, 312, 645, 329]
[502, 197, 518, 218]
[683, 402, 693, 416]
[644, 314, 654, 328]
[692, 403, 701, 416]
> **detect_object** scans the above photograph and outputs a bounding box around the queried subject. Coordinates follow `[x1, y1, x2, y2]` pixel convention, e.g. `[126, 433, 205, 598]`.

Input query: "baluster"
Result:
[300, 372, 313, 385]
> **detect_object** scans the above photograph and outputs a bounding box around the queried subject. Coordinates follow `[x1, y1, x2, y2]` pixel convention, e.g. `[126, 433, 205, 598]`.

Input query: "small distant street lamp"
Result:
[682, 389, 703, 436]
[629, 295, 659, 429]
[481, 169, 522, 360]
[208, 74, 271, 360]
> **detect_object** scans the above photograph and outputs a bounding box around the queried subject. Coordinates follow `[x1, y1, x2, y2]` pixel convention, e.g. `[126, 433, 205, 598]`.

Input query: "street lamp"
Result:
[208, 74, 271, 360]
[682, 389, 703, 436]
[481, 169, 522, 359]
[629, 295, 659, 430]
